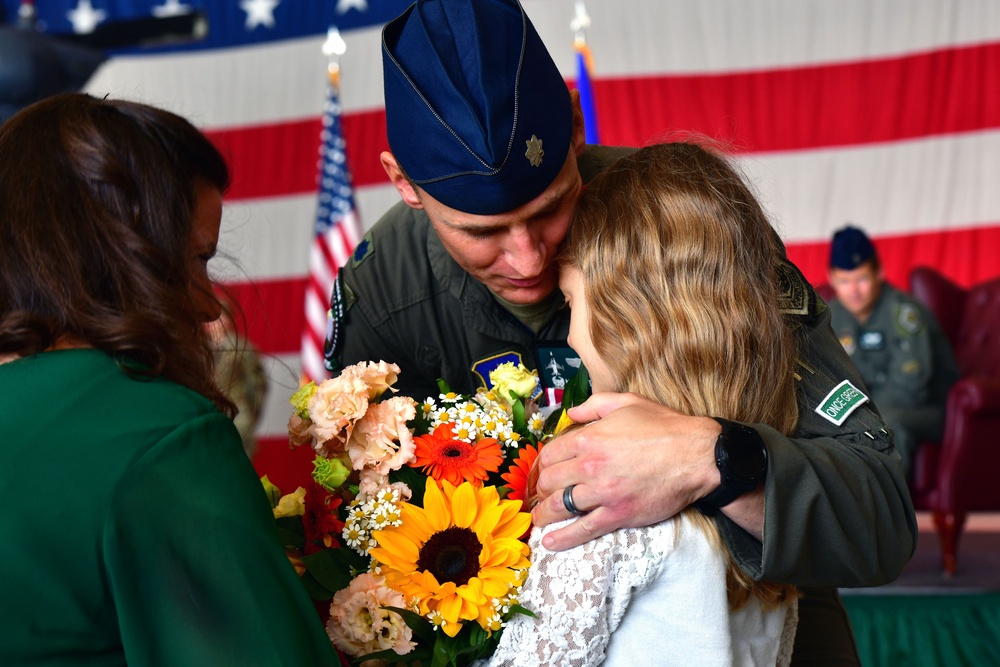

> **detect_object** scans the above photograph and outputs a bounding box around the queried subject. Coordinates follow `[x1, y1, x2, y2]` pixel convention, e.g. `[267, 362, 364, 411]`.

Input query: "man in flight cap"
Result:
[326, 1, 916, 661]
[827, 225, 957, 481]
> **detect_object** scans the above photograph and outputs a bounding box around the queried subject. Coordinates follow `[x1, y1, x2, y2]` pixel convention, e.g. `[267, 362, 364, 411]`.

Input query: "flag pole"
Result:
[300, 26, 361, 386]
[571, 1, 600, 144]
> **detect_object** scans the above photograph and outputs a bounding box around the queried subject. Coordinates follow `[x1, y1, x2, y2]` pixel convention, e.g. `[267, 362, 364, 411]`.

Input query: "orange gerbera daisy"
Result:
[500, 443, 542, 504]
[410, 423, 503, 487]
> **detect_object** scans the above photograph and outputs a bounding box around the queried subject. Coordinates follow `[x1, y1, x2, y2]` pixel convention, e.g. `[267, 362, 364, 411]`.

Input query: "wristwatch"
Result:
[694, 418, 768, 517]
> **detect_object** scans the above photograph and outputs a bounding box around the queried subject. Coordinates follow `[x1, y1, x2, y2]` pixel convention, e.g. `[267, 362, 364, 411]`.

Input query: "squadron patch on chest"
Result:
[896, 303, 924, 336]
[472, 352, 527, 391]
[838, 334, 856, 355]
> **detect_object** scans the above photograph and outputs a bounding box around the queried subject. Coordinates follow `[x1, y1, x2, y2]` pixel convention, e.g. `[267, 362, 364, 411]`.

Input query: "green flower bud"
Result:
[312, 455, 350, 492]
[289, 381, 317, 419]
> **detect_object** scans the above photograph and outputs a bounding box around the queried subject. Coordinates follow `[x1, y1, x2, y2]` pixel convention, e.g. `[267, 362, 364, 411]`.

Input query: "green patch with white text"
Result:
[815, 379, 869, 426]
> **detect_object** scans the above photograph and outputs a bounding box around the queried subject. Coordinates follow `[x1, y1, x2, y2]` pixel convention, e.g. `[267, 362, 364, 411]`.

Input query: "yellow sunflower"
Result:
[370, 479, 531, 637]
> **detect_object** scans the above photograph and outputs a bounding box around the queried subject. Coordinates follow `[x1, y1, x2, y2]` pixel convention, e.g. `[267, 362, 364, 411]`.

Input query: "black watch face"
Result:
[723, 425, 767, 482]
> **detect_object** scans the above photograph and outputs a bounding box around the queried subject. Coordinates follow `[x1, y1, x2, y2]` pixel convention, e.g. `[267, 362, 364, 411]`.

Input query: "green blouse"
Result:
[0, 350, 336, 666]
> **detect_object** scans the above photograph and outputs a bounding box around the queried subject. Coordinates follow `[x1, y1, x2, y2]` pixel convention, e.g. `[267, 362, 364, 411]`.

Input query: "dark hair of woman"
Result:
[0, 93, 235, 415]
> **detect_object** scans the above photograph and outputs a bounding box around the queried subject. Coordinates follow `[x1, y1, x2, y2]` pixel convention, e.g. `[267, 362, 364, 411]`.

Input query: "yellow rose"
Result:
[490, 362, 538, 403]
[273, 486, 306, 518]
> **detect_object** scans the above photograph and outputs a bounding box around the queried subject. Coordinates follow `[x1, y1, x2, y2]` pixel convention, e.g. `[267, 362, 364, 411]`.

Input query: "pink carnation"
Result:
[307, 373, 370, 444]
[287, 413, 313, 448]
[391, 481, 413, 502]
[357, 469, 388, 499]
[348, 396, 417, 475]
[327, 572, 415, 657]
[357, 469, 413, 504]
[341, 360, 401, 399]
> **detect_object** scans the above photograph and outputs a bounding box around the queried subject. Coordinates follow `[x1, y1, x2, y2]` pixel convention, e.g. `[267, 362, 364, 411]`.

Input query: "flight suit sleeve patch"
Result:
[324, 271, 352, 372]
[815, 379, 870, 426]
[775, 259, 819, 321]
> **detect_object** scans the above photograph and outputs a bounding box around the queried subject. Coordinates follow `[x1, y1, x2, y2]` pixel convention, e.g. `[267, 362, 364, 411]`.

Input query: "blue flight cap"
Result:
[830, 225, 877, 269]
[381, 0, 573, 215]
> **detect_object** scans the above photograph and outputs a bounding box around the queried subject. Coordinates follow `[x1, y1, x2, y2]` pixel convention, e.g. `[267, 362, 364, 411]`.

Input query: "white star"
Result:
[152, 0, 192, 18]
[240, 0, 280, 30]
[67, 0, 107, 34]
[337, 0, 368, 14]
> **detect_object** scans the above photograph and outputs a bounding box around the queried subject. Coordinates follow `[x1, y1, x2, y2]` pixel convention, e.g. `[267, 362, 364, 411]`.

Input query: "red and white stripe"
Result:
[301, 212, 359, 383]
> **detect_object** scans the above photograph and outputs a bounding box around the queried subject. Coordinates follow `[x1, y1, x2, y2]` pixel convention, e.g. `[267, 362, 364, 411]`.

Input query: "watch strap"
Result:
[694, 417, 765, 517]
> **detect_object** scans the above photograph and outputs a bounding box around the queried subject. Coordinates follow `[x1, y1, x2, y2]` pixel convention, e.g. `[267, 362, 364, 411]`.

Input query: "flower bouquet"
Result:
[263, 360, 556, 666]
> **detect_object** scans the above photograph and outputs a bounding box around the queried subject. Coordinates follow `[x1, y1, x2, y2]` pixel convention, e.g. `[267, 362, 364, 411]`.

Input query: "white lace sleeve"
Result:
[479, 520, 671, 667]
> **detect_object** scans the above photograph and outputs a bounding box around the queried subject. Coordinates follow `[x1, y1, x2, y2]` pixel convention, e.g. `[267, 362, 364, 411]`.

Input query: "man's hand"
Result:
[532, 392, 724, 551]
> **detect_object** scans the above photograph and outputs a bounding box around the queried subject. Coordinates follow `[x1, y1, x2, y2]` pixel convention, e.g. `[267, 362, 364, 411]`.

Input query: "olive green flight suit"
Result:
[829, 283, 959, 476]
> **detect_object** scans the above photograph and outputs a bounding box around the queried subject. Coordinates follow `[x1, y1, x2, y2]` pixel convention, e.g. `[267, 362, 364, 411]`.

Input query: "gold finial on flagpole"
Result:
[322, 26, 347, 89]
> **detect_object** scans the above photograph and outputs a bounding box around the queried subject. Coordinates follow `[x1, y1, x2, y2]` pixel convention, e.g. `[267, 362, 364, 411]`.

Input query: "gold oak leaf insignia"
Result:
[525, 134, 544, 167]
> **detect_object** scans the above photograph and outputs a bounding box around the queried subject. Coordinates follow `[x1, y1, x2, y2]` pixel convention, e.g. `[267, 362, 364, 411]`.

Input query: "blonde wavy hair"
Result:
[560, 141, 800, 609]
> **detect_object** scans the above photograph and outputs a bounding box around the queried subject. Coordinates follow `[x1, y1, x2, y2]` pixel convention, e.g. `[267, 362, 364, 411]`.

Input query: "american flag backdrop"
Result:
[8, 0, 1000, 489]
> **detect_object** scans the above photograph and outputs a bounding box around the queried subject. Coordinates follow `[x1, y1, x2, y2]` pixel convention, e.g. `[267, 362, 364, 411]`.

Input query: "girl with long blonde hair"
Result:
[485, 142, 801, 666]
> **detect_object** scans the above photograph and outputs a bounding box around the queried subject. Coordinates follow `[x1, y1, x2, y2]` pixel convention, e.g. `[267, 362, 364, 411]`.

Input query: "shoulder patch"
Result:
[815, 379, 869, 426]
[775, 259, 818, 320]
[351, 232, 375, 268]
[323, 272, 349, 372]
[896, 302, 924, 336]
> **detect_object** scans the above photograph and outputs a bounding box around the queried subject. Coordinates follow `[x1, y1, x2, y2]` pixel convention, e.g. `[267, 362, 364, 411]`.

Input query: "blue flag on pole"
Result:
[575, 42, 600, 144]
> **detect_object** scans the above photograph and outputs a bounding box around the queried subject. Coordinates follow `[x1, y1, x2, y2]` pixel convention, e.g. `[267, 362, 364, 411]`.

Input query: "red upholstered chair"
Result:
[908, 266, 1000, 575]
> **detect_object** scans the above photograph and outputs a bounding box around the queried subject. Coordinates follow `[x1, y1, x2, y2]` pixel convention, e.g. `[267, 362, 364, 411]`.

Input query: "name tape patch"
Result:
[815, 379, 869, 426]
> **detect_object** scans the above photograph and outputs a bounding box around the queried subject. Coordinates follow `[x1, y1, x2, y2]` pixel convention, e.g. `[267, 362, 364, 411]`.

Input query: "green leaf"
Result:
[561, 363, 591, 410]
[298, 570, 334, 601]
[468, 622, 487, 647]
[301, 548, 367, 593]
[431, 636, 455, 667]
[390, 466, 427, 506]
[435, 378, 452, 395]
[351, 646, 432, 665]
[508, 603, 538, 619]
[276, 517, 306, 549]
[511, 394, 527, 434]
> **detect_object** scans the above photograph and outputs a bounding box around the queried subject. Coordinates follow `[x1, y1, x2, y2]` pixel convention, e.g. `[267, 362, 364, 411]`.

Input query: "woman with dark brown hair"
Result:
[0, 94, 335, 666]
